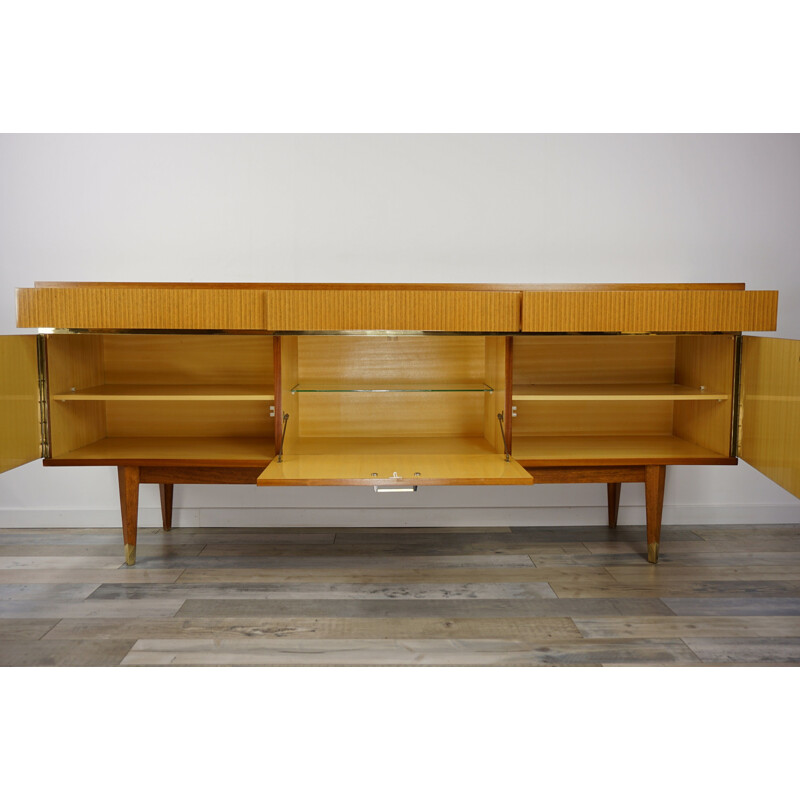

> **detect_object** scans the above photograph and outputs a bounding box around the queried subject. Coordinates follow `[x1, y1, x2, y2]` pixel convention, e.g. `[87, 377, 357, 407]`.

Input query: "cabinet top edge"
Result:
[27, 281, 749, 292]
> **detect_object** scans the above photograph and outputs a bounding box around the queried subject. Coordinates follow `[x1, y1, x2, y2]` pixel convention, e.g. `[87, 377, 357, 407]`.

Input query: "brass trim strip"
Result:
[733, 334, 744, 457]
[36, 334, 50, 458]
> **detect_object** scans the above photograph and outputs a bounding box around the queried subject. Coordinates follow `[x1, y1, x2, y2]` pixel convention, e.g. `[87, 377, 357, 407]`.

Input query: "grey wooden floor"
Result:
[0, 524, 799, 666]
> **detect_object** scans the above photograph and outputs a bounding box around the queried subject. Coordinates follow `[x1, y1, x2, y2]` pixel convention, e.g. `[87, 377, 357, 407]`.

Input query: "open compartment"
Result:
[45, 333, 274, 464]
[259, 335, 531, 485]
[511, 334, 736, 465]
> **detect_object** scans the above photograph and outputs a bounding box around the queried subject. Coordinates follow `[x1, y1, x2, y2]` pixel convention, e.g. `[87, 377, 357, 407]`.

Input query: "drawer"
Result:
[264, 289, 519, 331]
[16, 287, 265, 329]
[521, 290, 778, 333]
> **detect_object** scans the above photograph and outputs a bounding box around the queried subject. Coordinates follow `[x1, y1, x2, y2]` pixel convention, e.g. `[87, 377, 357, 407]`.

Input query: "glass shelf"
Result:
[291, 382, 493, 394]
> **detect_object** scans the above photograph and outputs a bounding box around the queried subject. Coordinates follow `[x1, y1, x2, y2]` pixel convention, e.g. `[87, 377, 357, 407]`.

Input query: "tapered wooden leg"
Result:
[644, 465, 666, 564]
[607, 483, 621, 528]
[118, 466, 140, 565]
[159, 483, 174, 531]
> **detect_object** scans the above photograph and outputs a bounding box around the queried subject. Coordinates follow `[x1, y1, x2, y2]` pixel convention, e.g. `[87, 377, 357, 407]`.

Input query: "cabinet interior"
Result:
[43, 331, 738, 467]
[511, 334, 736, 463]
[46, 334, 274, 462]
[280, 335, 507, 457]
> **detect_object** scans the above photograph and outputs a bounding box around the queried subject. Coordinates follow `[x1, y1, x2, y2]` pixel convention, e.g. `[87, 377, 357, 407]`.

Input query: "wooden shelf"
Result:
[52, 384, 274, 402]
[512, 383, 728, 401]
[512, 435, 734, 466]
[46, 437, 274, 466]
[291, 382, 493, 394]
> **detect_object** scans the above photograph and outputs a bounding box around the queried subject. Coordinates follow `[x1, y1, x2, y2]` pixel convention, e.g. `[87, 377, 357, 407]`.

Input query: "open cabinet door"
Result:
[739, 336, 800, 498]
[0, 336, 43, 474]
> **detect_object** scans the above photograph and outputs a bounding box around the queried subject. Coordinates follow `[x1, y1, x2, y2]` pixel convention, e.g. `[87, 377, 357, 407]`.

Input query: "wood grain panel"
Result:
[294, 335, 489, 440]
[44, 436, 274, 465]
[297, 335, 485, 382]
[264, 289, 519, 331]
[514, 400, 673, 436]
[105, 400, 272, 437]
[46, 334, 106, 457]
[298, 393, 484, 438]
[102, 334, 273, 385]
[0, 335, 41, 474]
[521, 290, 778, 332]
[740, 336, 800, 498]
[17, 287, 265, 329]
[483, 336, 508, 454]
[673, 335, 735, 456]
[513, 335, 676, 384]
[257, 453, 533, 485]
[513, 434, 737, 465]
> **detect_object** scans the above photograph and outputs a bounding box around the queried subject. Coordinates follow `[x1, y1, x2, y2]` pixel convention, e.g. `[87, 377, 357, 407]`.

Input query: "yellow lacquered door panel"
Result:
[739, 336, 800, 499]
[0, 336, 42, 474]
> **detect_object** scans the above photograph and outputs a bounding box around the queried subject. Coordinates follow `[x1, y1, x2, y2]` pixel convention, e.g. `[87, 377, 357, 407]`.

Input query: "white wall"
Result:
[1, 133, 799, 528]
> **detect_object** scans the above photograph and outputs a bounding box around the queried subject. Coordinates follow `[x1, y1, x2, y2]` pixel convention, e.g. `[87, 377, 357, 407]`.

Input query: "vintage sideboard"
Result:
[2, 282, 798, 565]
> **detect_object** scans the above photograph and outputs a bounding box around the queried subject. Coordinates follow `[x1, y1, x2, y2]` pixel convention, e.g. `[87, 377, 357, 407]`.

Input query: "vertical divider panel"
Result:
[483, 337, 508, 455]
[279, 336, 299, 454]
[673, 335, 735, 456]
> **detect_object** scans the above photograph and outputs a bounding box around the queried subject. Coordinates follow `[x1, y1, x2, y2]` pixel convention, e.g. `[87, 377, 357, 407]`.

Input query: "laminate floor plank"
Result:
[692, 524, 799, 537]
[0, 544, 205, 557]
[551, 581, 800, 599]
[175, 566, 607, 585]
[0, 640, 134, 666]
[572, 616, 800, 639]
[0, 599, 184, 619]
[0, 584, 100, 602]
[573, 616, 800, 639]
[606, 566, 800, 581]
[508, 526, 702, 542]
[174, 597, 674, 618]
[0, 529, 337, 544]
[88, 581, 559, 601]
[663, 598, 800, 616]
[0, 619, 61, 640]
[585, 540, 800, 554]
[532, 553, 800, 567]
[197, 542, 591, 557]
[121, 637, 699, 667]
[682, 637, 800, 663]
[132, 555, 542, 570]
[0, 556, 128, 570]
[0, 569, 184, 585]
[43, 616, 583, 641]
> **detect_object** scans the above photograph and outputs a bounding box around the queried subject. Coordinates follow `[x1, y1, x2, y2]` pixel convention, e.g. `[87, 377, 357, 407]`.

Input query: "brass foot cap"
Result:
[124, 544, 136, 566]
[647, 542, 659, 564]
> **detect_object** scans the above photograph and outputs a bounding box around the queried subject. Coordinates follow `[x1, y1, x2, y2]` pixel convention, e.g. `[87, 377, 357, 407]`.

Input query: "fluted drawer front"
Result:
[263, 289, 519, 331]
[522, 290, 778, 333]
[16, 288, 265, 330]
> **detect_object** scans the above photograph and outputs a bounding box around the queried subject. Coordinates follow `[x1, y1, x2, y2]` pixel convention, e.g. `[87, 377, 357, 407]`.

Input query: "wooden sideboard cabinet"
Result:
[2, 282, 798, 566]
